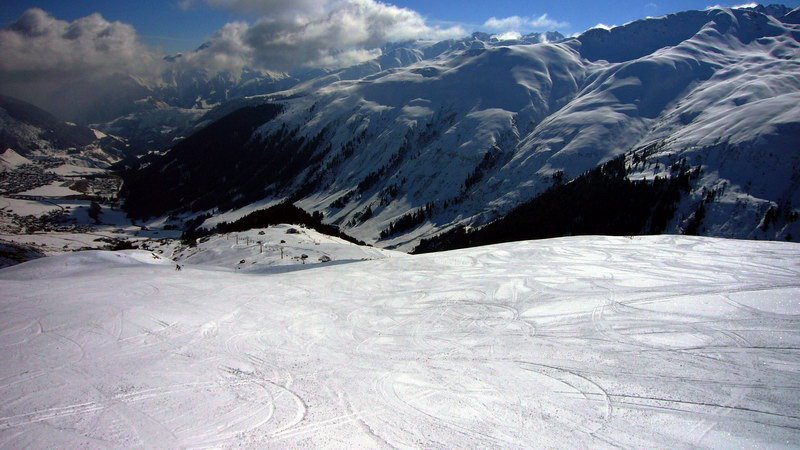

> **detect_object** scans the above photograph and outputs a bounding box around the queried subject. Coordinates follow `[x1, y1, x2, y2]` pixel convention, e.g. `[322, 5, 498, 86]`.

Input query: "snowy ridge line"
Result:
[120, 6, 800, 249]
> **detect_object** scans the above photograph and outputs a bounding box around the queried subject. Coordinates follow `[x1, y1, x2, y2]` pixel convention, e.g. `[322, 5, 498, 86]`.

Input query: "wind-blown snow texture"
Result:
[0, 235, 798, 447]
[124, 6, 800, 250]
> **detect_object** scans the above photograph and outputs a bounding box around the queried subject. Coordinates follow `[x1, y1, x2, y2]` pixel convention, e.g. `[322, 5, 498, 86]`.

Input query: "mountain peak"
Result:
[575, 5, 795, 63]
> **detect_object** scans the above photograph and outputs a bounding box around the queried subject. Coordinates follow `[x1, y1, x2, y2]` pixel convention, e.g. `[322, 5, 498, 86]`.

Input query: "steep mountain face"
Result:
[93, 34, 568, 156]
[95, 101, 206, 161]
[0, 95, 124, 164]
[122, 103, 284, 216]
[122, 6, 800, 249]
[0, 95, 95, 154]
[158, 66, 295, 111]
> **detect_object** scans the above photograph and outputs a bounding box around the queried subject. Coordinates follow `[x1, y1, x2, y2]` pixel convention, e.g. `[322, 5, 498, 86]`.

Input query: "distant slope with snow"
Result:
[0, 94, 126, 164]
[121, 6, 800, 249]
[0, 148, 31, 171]
[164, 224, 400, 272]
[1, 235, 798, 447]
[98, 35, 570, 156]
[0, 95, 96, 153]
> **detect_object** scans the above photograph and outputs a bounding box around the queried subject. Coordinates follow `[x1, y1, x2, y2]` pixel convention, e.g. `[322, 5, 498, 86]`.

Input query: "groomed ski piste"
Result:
[0, 235, 798, 447]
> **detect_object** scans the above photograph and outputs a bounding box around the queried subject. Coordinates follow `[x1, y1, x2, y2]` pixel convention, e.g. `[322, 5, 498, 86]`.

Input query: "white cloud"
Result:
[0, 8, 160, 80]
[529, 14, 569, 29]
[186, 0, 465, 71]
[2, 1, 467, 80]
[0, 8, 163, 121]
[484, 16, 525, 31]
[705, 3, 757, 10]
[0, 2, 467, 120]
[177, 21, 254, 74]
[483, 14, 569, 32]
[494, 31, 522, 41]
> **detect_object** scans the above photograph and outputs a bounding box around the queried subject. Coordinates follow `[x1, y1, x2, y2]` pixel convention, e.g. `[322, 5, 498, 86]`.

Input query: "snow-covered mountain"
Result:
[93, 101, 206, 161]
[93, 32, 567, 156]
[1, 95, 94, 155]
[167, 32, 567, 108]
[121, 5, 800, 249]
[0, 94, 126, 165]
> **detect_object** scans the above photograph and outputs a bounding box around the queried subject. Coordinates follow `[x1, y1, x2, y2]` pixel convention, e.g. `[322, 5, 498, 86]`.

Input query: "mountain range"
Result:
[2, 5, 799, 446]
[117, 5, 800, 250]
[2, 5, 798, 250]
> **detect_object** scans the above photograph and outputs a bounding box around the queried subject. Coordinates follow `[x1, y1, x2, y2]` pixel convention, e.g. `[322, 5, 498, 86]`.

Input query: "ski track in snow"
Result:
[0, 235, 799, 447]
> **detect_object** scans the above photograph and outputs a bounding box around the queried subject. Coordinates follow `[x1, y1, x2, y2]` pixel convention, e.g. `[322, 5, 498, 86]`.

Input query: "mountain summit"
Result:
[122, 6, 800, 249]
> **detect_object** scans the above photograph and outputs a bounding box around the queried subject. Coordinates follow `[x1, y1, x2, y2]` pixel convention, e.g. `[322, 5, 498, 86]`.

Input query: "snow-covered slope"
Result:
[0, 148, 31, 171]
[1, 235, 798, 447]
[0, 95, 94, 155]
[93, 102, 206, 158]
[164, 224, 400, 272]
[97, 34, 564, 156]
[122, 6, 800, 249]
[0, 94, 125, 164]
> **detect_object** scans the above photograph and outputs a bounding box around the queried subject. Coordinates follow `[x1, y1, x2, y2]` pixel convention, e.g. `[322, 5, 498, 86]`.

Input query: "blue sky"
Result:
[0, 1, 234, 52]
[2, 1, 799, 53]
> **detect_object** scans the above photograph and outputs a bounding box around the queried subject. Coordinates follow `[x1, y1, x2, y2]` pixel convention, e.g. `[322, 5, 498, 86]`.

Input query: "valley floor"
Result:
[0, 235, 798, 447]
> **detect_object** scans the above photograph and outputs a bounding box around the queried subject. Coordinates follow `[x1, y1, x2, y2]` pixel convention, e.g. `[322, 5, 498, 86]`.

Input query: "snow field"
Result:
[15, 182, 83, 198]
[0, 235, 798, 447]
[0, 197, 62, 217]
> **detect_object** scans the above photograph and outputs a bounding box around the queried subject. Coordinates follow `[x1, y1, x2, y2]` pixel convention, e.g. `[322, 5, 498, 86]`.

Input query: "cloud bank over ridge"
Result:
[0, 1, 468, 121]
[180, 0, 466, 72]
